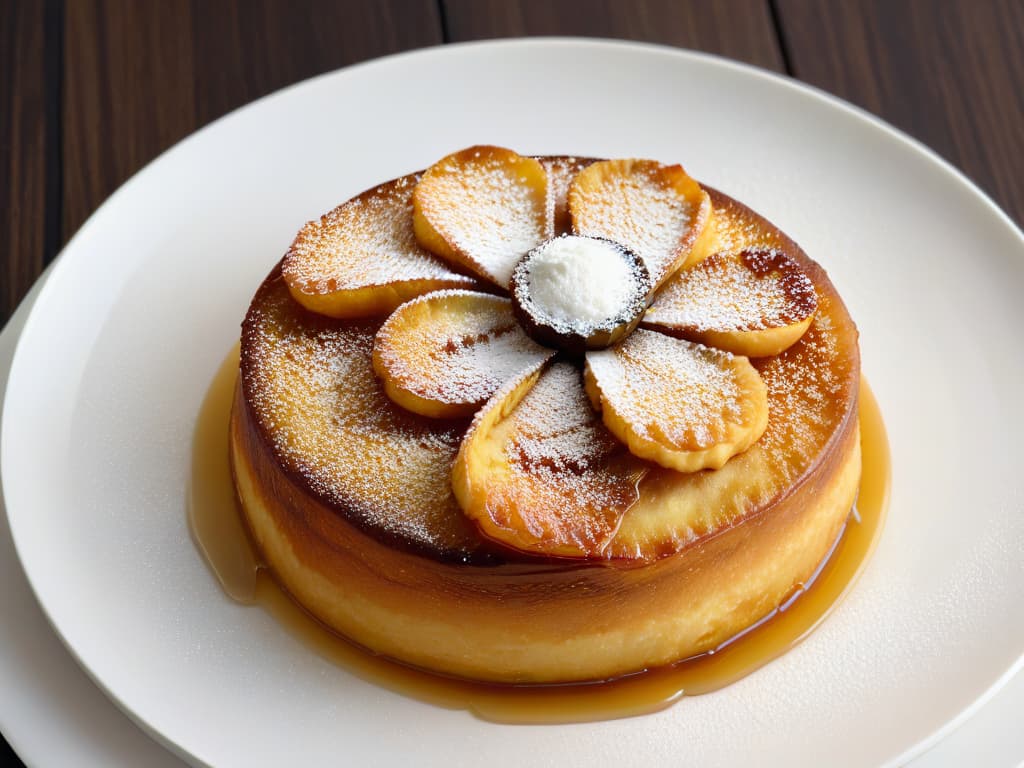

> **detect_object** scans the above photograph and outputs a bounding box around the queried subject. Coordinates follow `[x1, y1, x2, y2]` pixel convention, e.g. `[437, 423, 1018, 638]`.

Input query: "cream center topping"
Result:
[526, 236, 636, 330]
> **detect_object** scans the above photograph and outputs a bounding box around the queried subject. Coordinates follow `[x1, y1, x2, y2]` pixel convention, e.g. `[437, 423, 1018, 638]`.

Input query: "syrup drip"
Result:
[187, 343, 260, 603]
[190, 347, 890, 724]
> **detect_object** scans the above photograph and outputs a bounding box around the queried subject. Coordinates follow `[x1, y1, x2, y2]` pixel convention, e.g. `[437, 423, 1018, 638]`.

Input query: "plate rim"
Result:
[3, 37, 1023, 768]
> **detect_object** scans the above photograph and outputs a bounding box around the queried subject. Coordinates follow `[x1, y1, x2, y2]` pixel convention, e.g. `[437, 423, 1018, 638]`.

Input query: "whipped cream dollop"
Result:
[511, 235, 651, 353]
[525, 236, 637, 330]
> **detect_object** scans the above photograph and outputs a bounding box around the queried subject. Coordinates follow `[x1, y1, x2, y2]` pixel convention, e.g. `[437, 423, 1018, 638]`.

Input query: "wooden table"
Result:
[1, 0, 1021, 762]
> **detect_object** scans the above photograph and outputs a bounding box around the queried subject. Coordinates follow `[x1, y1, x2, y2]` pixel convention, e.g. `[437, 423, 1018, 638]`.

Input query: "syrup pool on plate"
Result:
[189, 347, 890, 724]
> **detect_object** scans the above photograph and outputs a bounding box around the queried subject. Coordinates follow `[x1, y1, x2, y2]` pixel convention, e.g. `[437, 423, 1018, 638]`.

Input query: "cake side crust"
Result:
[232, 375, 860, 683]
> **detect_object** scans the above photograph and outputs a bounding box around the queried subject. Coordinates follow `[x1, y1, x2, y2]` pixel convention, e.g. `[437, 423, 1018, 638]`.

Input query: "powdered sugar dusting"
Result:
[242, 276, 483, 557]
[605, 188, 859, 558]
[646, 249, 818, 332]
[571, 160, 695, 283]
[283, 173, 474, 294]
[693, 191, 856, 467]
[374, 290, 551, 409]
[607, 294, 857, 559]
[242, 179, 860, 564]
[587, 329, 748, 450]
[492, 362, 646, 553]
[709, 200, 786, 255]
[755, 293, 855, 464]
[417, 149, 547, 288]
[540, 156, 593, 236]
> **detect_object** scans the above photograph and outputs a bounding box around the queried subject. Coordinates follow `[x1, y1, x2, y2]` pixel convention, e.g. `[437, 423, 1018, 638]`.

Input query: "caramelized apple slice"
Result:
[643, 249, 818, 357]
[584, 329, 768, 472]
[453, 362, 647, 558]
[568, 159, 713, 288]
[413, 146, 549, 289]
[373, 290, 553, 419]
[283, 174, 478, 319]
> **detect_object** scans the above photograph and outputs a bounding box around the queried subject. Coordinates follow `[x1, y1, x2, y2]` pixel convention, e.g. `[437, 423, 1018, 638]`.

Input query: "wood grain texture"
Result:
[1, 0, 48, 325]
[776, 0, 1024, 225]
[63, 0, 442, 242]
[442, 0, 784, 71]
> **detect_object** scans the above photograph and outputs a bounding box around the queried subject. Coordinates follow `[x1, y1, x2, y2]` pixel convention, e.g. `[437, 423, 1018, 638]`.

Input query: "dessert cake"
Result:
[230, 146, 860, 684]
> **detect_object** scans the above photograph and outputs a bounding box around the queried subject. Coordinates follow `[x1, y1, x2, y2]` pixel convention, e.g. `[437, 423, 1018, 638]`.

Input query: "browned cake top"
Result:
[241, 283, 489, 560]
[241, 172, 859, 564]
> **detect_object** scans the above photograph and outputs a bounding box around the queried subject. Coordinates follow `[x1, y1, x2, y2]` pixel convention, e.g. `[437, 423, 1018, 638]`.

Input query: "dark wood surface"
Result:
[1, 0, 1021, 762]
[1, 0, 50, 326]
[4, 0, 1023, 329]
[62, 0, 442, 238]
[776, 0, 1024, 234]
[443, 0, 785, 70]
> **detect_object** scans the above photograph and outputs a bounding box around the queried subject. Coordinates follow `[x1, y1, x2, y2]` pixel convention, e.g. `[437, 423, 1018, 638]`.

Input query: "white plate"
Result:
[2, 39, 1023, 767]
[0, 267, 184, 766]
[0, 269, 1021, 768]
[3, 275, 1020, 768]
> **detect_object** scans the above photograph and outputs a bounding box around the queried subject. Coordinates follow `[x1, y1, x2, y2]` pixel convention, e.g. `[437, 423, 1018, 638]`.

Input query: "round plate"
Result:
[3, 39, 1023, 767]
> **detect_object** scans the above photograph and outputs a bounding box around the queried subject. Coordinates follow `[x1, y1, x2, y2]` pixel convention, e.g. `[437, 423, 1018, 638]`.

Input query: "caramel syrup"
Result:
[189, 348, 890, 724]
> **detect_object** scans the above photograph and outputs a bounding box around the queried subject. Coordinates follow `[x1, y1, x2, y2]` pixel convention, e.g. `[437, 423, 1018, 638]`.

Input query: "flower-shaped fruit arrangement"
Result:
[281, 146, 819, 559]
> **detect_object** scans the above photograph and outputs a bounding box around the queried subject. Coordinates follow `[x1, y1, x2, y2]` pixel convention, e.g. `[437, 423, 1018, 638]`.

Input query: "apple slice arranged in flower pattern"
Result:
[283, 173, 478, 318]
[568, 158, 714, 289]
[453, 362, 647, 558]
[412, 146, 549, 289]
[584, 329, 769, 473]
[373, 290, 553, 419]
[643, 248, 818, 357]
[281, 147, 825, 561]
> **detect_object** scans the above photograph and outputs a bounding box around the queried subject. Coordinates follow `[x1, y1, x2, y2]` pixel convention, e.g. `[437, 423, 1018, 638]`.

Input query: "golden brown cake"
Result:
[230, 147, 860, 684]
